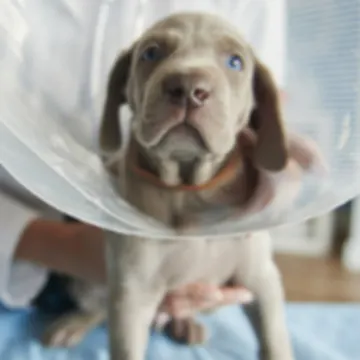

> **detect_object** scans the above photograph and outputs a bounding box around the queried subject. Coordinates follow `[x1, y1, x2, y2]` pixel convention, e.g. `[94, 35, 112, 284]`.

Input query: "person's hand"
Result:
[159, 283, 253, 320]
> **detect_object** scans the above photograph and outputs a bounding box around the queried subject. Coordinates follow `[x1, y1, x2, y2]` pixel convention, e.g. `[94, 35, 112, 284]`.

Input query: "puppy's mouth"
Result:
[154, 123, 209, 161]
[135, 123, 208, 185]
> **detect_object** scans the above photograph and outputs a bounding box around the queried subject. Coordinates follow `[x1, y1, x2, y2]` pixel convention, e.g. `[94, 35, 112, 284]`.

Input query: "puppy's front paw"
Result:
[41, 314, 92, 348]
[163, 318, 208, 345]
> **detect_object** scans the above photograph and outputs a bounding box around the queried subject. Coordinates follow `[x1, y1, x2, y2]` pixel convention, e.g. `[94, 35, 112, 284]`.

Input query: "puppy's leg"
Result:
[108, 284, 164, 360]
[242, 301, 268, 358]
[42, 310, 105, 347]
[241, 263, 294, 360]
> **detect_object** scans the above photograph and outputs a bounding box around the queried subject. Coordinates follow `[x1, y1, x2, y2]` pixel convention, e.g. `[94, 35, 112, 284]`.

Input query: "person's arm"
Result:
[15, 219, 106, 284]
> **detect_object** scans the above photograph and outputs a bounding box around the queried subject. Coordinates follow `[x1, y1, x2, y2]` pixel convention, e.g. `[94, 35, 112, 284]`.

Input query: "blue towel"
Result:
[0, 303, 358, 359]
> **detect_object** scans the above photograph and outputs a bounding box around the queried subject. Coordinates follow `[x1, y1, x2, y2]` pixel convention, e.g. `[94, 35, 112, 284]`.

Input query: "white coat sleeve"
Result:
[0, 190, 49, 308]
[0, 164, 62, 308]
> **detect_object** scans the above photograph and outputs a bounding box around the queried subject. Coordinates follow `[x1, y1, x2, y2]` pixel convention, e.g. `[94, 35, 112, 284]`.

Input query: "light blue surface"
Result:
[0, 304, 358, 360]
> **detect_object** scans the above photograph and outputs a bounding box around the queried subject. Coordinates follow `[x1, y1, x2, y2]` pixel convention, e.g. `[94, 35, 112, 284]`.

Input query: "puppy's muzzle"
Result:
[162, 72, 212, 108]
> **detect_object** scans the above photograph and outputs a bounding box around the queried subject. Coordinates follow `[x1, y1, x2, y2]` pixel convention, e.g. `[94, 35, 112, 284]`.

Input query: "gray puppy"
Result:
[42, 12, 294, 360]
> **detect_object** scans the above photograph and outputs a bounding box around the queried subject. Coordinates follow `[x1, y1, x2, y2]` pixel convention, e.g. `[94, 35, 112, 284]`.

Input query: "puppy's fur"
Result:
[42, 13, 294, 360]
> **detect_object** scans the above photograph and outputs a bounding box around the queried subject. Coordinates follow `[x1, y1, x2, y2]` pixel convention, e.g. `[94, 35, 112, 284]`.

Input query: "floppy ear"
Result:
[99, 48, 133, 156]
[249, 60, 288, 171]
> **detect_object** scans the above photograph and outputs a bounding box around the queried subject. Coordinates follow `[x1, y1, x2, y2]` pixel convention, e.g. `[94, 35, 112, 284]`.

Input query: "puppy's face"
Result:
[100, 13, 288, 177]
[127, 14, 255, 162]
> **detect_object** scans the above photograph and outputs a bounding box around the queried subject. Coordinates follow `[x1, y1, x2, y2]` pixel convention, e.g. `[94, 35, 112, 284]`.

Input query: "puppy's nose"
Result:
[163, 75, 187, 106]
[191, 88, 210, 106]
[163, 74, 211, 107]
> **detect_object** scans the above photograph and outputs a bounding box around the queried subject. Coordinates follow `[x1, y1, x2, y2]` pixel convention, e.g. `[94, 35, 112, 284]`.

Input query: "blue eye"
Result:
[226, 55, 243, 71]
[141, 45, 162, 61]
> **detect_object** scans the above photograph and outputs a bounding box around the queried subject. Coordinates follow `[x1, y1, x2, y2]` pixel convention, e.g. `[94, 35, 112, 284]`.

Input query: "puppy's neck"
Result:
[128, 137, 244, 191]
[137, 152, 223, 187]
[125, 137, 258, 227]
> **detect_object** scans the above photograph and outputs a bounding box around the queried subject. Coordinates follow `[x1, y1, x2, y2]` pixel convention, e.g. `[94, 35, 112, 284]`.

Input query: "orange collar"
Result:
[129, 143, 243, 192]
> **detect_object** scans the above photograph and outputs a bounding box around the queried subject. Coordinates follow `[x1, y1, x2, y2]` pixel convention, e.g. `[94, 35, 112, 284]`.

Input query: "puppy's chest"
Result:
[123, 172, 251, 286]
[125, 178, 226, 226]
[158, 238, 243, 289]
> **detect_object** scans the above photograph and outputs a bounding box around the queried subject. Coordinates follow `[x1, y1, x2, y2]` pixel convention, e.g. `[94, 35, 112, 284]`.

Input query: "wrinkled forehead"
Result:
[136, 13, 252, 56]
